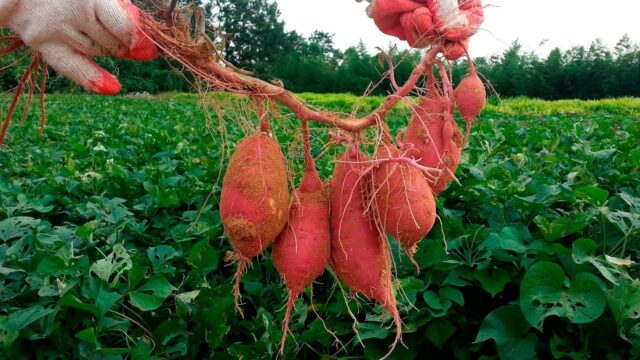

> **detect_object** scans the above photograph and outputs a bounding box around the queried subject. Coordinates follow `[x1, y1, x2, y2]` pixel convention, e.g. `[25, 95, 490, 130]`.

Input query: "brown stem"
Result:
[140, 13, 442, 134]
[437, 60, 453, 101]
[0, 39, 24, 56]
[383, 52, 401, 91]
[254, 97, 270, 133]
[165, 0, 179, 26]
[0, 56, 39, 147]
[465, 48, 478, 77]
[201, 47, 439, 133]
[21, 55, 41, 124]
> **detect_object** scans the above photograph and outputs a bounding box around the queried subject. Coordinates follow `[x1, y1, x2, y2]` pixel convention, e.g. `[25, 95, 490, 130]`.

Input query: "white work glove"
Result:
[0, 0, 159, 95]
[362, 0, 484, 57]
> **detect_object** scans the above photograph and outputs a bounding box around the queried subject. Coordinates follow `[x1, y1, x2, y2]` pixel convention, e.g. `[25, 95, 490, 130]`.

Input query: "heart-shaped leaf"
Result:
[520, 262, 606, 330]
[129, 275, 175, 311]
[475, 305, 537, 360]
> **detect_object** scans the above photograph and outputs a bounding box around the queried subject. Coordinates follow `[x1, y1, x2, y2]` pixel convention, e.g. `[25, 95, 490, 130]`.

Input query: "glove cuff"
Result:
[0, 0, 19, 27]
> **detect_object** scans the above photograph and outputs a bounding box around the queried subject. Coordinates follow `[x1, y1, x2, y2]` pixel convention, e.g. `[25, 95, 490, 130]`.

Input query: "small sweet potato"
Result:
[454, 70, 486, 123]
[272, 165, 330, 353]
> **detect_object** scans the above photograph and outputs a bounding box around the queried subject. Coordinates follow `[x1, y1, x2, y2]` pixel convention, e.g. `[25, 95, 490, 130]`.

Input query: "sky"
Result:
[275, 0, 640, 57]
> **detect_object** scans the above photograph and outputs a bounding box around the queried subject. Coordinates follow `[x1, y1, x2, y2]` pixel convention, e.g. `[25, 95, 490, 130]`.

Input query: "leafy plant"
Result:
[0, 94, 639, 358]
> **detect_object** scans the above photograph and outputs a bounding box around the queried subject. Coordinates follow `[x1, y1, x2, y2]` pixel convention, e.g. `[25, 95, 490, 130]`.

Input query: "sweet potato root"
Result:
[220, 133, 290, 315]
[330, 144, 401, 359]
[372, 143, 436, 261]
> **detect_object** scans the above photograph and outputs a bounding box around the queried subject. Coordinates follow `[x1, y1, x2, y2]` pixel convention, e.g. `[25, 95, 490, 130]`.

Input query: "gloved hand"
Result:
[0, 0, 159, 95]
[363, 0, 484, 58]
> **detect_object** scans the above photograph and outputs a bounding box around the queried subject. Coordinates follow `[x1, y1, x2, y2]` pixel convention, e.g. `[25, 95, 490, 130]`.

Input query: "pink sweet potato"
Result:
[272, 125, 331, 353]
[404, 76, 448, 167]
[330, 144, 401, 359]
[454, 69, 486, 123]
[220, 133, 289, 313]
[404, 75, 463, 194]
[373, 143, 436, 259]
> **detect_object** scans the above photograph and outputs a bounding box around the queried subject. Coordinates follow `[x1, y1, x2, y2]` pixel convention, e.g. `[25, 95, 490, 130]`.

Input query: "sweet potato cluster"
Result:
[219, 62, 486, 358]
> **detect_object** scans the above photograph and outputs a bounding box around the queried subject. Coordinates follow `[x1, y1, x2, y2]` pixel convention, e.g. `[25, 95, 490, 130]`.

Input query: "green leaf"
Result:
[90, 244, 132, 286]
[357, 322, 389, 341]
[425, 318, 456, 349]
[631, 148, 640, 165]
[483, 227, 530, 261]
[0, 217, 43, 241]
[101, 348, 132, 356]
[189, 285, 233, 349]
[475, 268, 510, 297]
[607, 281, 640, 325]
[0, 266, 25, 275]
[572, 238, 620, 285]
[396, 278, 426, 305]
[129, 275, 175, 311]
[58, 294, 100, 316]
[475, 305, 537, 360]
[442, 267, 472, 287]
[571, 238, 597, 264]
[148, 245, 178, 273]
[187, 240, 220, 274]
[534, 212, 594, 241]
[423, 291, 446, 311]
[423, 287, 463, 317]
[440, 287, 464, 306]
[35, 254, 67, 276]
[75, 327, 99, 346]
[175, 290, 200, 305]
[0, 306, 57, 333]
[575, 185, 609, 206]
[550, 335, 588, 360]
[496, 227, 528, 253]
[96, 288, 121, 316]
[520, 262, 606, 330]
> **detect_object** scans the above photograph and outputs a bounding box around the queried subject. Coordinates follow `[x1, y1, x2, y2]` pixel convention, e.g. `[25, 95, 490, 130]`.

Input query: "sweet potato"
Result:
[404, 77, 448, 167]
[373, 144, 436, 259]
[272, 125, 331, 353]
[454, 70, 486, 123]
[404, 75, 463, 194]
[330, 144, 401, 359]
[220, 133, 289, 314]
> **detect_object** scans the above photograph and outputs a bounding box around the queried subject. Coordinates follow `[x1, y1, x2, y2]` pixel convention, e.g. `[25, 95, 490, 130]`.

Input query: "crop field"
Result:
[1, 94, 639, 359]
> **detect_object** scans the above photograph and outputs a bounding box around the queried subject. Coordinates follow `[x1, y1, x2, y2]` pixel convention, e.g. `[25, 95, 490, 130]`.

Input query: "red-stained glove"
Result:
[367, 0, 483, 58]
[0, 0, 158, 95]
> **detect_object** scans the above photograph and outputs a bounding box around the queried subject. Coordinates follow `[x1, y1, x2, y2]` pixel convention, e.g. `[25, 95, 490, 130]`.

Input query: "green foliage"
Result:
[475, 305, 537, 360]
[0, 94, 639, 358]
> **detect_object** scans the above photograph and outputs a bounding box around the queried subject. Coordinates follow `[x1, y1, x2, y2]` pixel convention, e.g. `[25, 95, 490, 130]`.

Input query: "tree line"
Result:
[1, 0, 639, 100]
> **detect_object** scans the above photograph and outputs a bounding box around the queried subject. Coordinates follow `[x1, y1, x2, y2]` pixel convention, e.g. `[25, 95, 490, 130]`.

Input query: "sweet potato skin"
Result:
[220, 133, 289, 261]
[272, 168, 331, 353]
[404, 90, 448, 170]
[272, 169, 331, 295]
[404, 91, 463, 195]
[330, 145, 402, 358]
[330, 146, 396, 308]
[455, 73, 486, 122]
[373, 144, 436, 251]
